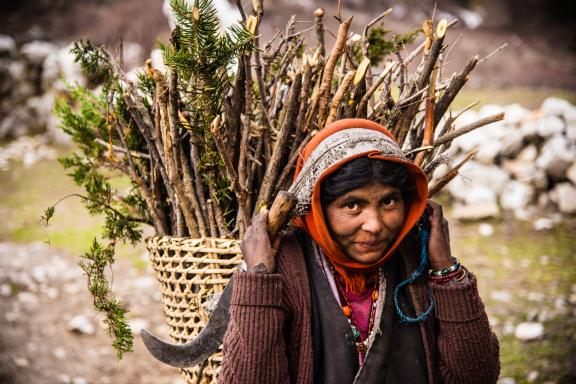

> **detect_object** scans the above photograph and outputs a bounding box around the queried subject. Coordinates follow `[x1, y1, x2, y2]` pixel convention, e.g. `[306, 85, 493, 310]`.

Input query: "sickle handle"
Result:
[266, 190, 297, 243]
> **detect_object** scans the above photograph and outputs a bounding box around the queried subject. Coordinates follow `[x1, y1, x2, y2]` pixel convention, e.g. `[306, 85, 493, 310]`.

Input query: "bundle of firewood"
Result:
[53, 0, 504, 357]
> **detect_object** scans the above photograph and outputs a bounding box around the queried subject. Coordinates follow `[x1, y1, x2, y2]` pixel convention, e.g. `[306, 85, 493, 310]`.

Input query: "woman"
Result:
[219, 119, 500, 383]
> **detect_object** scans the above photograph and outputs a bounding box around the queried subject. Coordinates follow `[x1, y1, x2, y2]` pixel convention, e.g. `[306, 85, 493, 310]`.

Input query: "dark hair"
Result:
[320, 157, 410, 205]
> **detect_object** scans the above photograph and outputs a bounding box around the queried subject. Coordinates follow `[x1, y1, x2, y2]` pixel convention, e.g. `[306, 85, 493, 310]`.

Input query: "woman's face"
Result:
[324, 182, 405, 264]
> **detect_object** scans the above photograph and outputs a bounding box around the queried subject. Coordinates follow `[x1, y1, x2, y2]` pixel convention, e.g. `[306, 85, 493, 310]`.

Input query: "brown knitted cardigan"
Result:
[218, 231, 500, 383]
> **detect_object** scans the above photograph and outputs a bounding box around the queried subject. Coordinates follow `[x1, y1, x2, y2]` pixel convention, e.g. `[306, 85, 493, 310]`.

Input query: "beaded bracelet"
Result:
[429, 256, 460, 277]
[429, 267, 465, 284]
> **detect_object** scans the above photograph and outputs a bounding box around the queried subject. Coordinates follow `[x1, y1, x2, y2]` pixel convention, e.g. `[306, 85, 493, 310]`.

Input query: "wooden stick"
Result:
[356, 61, 396, 117]
[428, 150, 476, 197]
[316, 16, 353, 127]
[325, 70, 355, 126]
[434, 112, 505, 147]
[314, 8, 325, 57]
[414, 65, 437, 166]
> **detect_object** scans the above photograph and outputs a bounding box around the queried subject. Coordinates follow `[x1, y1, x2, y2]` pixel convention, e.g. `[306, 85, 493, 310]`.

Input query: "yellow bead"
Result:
[372, 290, 379, 301]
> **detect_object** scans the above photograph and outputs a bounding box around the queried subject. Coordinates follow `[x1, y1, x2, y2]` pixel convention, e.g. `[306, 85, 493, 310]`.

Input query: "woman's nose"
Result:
[361, 209, 383, 234]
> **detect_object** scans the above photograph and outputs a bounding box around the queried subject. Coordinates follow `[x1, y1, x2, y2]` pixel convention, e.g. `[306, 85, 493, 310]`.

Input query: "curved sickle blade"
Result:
[141, 277, 234, 368]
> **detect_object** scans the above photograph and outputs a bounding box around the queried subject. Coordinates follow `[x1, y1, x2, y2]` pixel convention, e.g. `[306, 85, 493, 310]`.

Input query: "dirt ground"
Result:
[0, 241, 184, 384]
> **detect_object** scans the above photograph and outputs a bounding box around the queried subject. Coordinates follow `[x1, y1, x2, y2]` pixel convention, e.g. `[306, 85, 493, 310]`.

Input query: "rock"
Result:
[551, 183, 576, 214]
[150, 48, 166, 73]
[476, 140, 502, 164]
[121, 42, 143, 70]
[541, 97, 574, 118]
[67, 315, 96, 335]
[533, 218, 553, 231]
[490, 290, 511, 303]
[499, 129, 524, 158]
[13, 357, 30, 368]
[500, 181, 534, 211]
[514, 322, 544, 341]
[53, 347, 67, 360]
[516, 145, 538, 162]
[497, 378, 516, 384]
[526, 291, 545, 301]
[128, 318, 149, 334]
[478, 223, 494, 237]
[0, 284, 11, 297]
[72, 377, 89, 384]
[501, 159, 546, 188]
[21, 40, 58, 65]
[57, 374, 71, 384]
[504, 103, 531, 126]
[527, 371, 539, 383]
[17, 292, 39, 309]
[567, 162, 576, 184]
[0, 35, 17, 56]
[5, 311, 20, 323]
[42, 44, 86, 92]
[536, 135, 574, 179]
[452, 201, 500, 221]
[451, 160, 510, 196]
[537, 115, 565, 138]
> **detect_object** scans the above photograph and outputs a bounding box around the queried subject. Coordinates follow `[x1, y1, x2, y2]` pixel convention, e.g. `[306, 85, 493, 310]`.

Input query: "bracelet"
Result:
[429, 256, 460, 277]
[429, 267, 465, 284]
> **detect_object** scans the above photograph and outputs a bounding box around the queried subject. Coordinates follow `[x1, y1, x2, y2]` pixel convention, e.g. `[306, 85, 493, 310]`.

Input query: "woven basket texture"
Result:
[146, 236, 242, 384]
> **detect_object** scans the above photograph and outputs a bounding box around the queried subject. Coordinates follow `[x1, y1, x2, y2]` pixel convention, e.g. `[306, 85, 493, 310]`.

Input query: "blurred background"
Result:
[0, 1, 574, 383]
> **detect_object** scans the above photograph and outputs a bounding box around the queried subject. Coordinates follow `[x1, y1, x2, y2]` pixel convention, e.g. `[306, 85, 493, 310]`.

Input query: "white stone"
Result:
[452, 201, 500, 221]
[552, 182, 576, 213]
[536, 135, 574, 179]
[476, 140, 502, 164]
[514, 322, 544, 341]
[128, 318, 149, 334]
[500, 181, 534, 211]
[490, 290, 512, 303]
[53, 347, 67, 360]
[121, 42, 143, 70]
[21, 40, 58, 65]
[0, 284, 11, 297]
[567, 162, 576, 184]
[42, 44, 86, 92]
[537, 115, 565, 138]
[17, 292, 39, 308]
[526, 291, 545, 301]
[516, 145, 538, 162]
[150, 48, 166, 73]
[527, 371, 539, 382]
[499, 129, 524, 158]
[541, 97, 573, 118]
[478, 223, 494, 237]
[72, 378, 89, 384]
[57, 374, 71, 384]
[456, 160, 510, 195]
[67, 315, 96, 335]
[501, 159, 545, 187]
[533, 218, 553, 231]
[520, 120, 539, 138]
[0, 34, 17, 56]
[13, 357, 30, 368]
[504, 103, 531, 126]
[497, 378, 515, 384]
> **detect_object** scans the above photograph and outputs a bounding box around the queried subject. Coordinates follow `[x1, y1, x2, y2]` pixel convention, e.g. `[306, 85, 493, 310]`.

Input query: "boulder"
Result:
[503, 103, 531, 126]
[516, 144, 538, 162]
[537, 115, 565, 138]
[502, 159, 547, 189]
[448, 160, 510, 196]
[541, 96, 574, 119]
[500, 180, 535, 211]
[67, 315, 96, 335]
[475, 140, 502, 164]
[536, 135, 574, 180]
[42, 44, 86, 92]
[567, 162, 576, 184]
[452, 201, 500, 221]
[551, 183, 576, 214]
[499, 129, 525, 158]
[21, 40, 58, 65]
[0, 35, 17, 57]
[514, 322, 544, 341]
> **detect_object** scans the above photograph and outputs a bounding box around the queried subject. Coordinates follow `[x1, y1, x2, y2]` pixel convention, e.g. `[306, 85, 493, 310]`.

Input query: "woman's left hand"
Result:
[426, 200, 454, 271]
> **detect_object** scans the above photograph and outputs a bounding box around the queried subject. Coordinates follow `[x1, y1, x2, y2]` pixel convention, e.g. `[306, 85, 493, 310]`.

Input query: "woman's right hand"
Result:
[241, 211, 279, 273]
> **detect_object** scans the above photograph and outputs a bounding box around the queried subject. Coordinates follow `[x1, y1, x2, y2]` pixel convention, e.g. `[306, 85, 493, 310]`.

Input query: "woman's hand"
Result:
[426, 200, 454, 271]
[241, 211, 279, 273]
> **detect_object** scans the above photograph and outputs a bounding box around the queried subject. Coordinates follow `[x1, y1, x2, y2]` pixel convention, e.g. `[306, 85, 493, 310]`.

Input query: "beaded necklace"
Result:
[331, 265, 381, 355]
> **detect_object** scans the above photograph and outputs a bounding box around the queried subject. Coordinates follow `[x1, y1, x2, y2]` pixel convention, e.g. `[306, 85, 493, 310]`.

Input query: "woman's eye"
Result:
[344, 201, 360, 210]
[382, 197, 397, 207]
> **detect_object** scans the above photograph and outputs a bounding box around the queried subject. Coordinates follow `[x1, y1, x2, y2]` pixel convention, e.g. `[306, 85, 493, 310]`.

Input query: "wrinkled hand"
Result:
[241, 211, 280, 273]
[426, 200, 454, 271]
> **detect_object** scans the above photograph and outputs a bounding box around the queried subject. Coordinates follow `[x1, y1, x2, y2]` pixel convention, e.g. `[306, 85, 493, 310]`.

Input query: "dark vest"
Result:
[302, 234, 429, 384]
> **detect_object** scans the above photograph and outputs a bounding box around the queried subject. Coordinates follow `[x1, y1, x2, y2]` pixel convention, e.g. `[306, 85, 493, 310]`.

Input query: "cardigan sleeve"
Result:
[218, 271, 290, 384]
[430, 272, 500, 384]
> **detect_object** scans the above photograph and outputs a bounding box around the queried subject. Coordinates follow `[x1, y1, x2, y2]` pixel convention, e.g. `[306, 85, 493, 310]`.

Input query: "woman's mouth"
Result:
[355, 240, 385, 251]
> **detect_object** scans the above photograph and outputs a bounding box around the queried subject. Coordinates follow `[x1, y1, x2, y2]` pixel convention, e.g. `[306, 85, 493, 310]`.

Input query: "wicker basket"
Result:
[146, 236, 242, 384]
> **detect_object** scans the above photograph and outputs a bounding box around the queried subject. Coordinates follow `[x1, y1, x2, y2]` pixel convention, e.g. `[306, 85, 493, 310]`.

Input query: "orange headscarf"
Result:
[293, 119, 428, 293]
